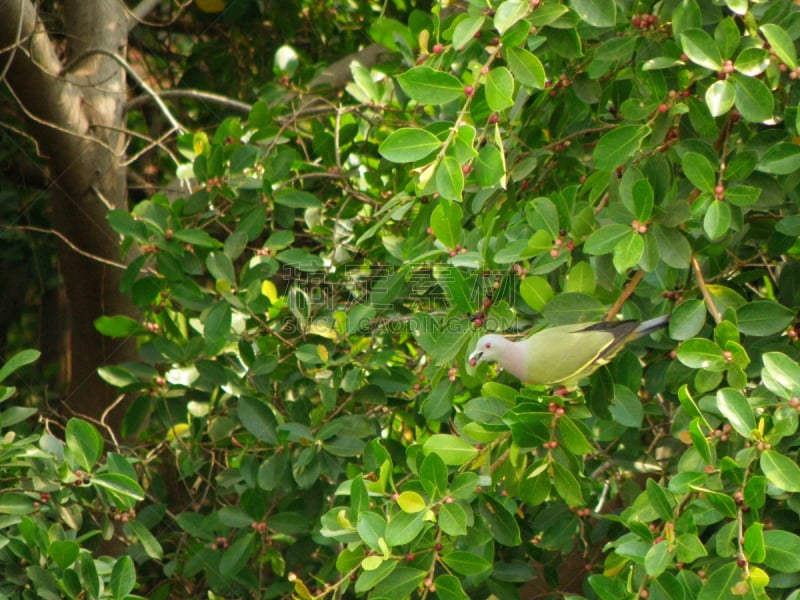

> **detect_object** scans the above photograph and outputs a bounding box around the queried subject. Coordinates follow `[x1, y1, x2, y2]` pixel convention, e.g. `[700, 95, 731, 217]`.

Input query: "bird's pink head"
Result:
[468, 335, 505, 368]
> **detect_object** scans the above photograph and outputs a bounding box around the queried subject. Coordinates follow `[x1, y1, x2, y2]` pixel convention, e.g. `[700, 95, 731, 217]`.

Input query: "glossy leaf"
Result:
[422, 434, 477, 466]
[504, 46, 545, 88]
[397, 66, 464, 105]
[760, 450, 800, 493]
[593, 125, 650, 172]
[716, 388, 755, 439]
[485, 67, 514, 112]
[680, 29, 722, 70]
[379, 128, 440, 163]
[732, 73, 774, 123]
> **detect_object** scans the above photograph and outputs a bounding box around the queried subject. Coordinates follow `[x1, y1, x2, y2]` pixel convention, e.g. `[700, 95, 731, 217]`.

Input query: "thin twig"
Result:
[63, 48, 186, 133]
[0, 224, 127, 269]
[692, 254, 722, 323]
[126, 88, 253, 114]
[606, 269, 645, 321]
[0, 0, 25, 84]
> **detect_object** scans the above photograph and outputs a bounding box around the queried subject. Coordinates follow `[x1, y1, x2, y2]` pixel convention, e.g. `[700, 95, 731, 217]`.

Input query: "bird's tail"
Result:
[634, 314, 670, 337]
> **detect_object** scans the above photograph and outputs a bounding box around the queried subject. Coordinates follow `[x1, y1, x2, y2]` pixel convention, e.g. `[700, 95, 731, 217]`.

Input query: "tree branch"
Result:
[127, 88, 253, 114]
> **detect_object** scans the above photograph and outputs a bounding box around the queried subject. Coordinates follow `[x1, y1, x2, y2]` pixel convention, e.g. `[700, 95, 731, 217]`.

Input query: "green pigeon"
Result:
[468, 315, 669, 389]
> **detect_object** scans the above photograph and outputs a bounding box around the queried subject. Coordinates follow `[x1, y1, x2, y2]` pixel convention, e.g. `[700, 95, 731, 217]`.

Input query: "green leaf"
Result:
[744, 522, 766, 563]
[172, 228, 221, 248]
[519, 276, 553, 311]
[0, 493, 34, 515]
[724, 184, 761, 207]
[127, 520, 164, 560]
[652, 225, 692, 269]
[480, 495, 522, 545]
[676, 533, 708, 563]
[0, 349, 40, 383]
[557, 415, 594, 455]
[65, 419, 103, 471]
[681, 152, 716, 193]
[760, 450, 800, 493]
[609, 384, 644, 428]
[452, 15, 485, 50]
[494, 0, 529, 34]
[703, 200, 730, 241]
[593, 125, 650, 172]
[588, 575, 628, 600]
[439, 502, 468, 536]
[441, 550, 492, 576]
[397, 66, 464, 105]
[732, 73, 774, 123]
[612, 231, 644, 272]
[385, 510, 426, 546]
[760, 24, 797, 70]
[563, 261, 595, 295]
[430, 200, 463, 249]
[676, 339, 726, 371]
[379, 128, 440, 163]
[396, 491, 426, 514]
[552, 462, 584, 506]
[504, 46, 545, 89]
[584, 224, 634, 255]
[92, 473, 145, 501]
[644, 540, 672, 578]
[646, 479, 673, 522]
[669, 299, 706, 341]
[110, 555, 136, 599]
[422, 434, 478, 466]
[357, 511, 386, 551]
[273, 189, 322, 209]
[204, 301, 231, 342]
[485, 67, 514, 112]
[734, 47, 770, 76]
[474, 144, 506, 187]
[50, 540, 80, 570]
[672, 0, 701, 36]
[696, 562, 739, 600]
[715, 388, 755, 439]
[761, 352, 800, 398]
[435, 156, 464, 201]
[372, 567, 428, 599]
[206, 251, 236, 283]
[631, 179, 654, 223]
[756, 142, 800, 175]
[355, 559, 396, 594]
[736, 300, 794, 336]
[763, 530, 800, 572]
[238, 397, 278, 444]
[680, 29, 722, 70]
[434, 575, 469, 600]
[715, 17, 740, 59]
[705, 80, 735, 117]
[570, 0, 615, 27]
[94, 315, 142, 338]
[220, 532, 254, 576]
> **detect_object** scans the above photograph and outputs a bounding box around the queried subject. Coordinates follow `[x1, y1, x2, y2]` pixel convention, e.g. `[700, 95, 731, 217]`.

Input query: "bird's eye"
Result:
[485, 342, 491, 348]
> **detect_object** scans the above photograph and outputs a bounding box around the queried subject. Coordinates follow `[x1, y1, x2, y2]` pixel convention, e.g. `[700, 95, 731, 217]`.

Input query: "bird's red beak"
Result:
[469, 357, 477, 367]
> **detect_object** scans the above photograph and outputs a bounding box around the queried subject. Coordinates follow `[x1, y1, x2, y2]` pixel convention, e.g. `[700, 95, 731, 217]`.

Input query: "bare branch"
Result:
[63, 48, 186, 133]
[127, 88, 253, 114]
[0, 224, 128, 270]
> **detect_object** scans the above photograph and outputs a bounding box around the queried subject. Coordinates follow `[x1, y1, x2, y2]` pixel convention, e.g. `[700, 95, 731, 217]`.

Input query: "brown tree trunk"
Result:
[0, 0, 138, 434]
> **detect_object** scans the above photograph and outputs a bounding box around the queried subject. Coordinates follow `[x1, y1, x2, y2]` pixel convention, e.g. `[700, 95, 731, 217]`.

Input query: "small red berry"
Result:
[433, 43, 444, 54]
[464, 85, 475, 96]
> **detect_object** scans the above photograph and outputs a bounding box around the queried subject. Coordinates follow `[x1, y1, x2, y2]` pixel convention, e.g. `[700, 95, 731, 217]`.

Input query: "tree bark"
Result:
[0, 0, 138, 433]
